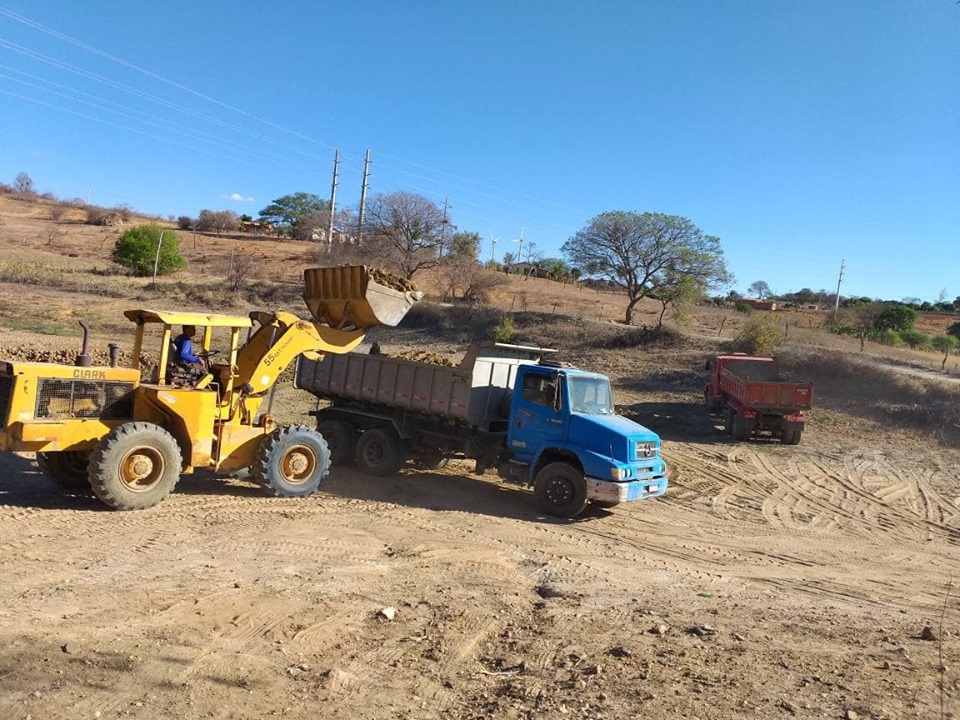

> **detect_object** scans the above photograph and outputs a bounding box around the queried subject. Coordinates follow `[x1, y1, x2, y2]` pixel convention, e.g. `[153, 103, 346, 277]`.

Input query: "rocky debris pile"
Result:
[0, 345, 155, 373]
[369, 268, 418, 293]
[392, 349, 457, 367]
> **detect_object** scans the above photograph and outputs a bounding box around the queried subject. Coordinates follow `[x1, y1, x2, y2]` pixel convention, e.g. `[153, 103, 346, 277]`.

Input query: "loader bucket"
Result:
[303, 266, 424, 329]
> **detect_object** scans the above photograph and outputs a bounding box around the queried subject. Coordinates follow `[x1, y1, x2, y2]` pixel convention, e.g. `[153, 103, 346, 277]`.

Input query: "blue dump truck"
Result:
[295, 343, 667, 518]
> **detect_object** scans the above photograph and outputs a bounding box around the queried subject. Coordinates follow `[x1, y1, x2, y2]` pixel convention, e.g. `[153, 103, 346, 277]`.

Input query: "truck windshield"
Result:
[568, 376, 613, 414]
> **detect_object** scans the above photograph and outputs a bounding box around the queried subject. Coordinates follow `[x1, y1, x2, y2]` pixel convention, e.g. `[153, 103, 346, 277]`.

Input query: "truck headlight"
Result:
[611, 467, 628, 481]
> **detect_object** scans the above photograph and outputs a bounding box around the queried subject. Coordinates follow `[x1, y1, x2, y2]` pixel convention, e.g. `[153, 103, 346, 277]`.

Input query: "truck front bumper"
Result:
[585, 475, 668, 504]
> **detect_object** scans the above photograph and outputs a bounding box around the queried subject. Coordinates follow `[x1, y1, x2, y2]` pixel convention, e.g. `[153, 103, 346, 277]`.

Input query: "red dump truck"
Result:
[704, 354, 813, 444]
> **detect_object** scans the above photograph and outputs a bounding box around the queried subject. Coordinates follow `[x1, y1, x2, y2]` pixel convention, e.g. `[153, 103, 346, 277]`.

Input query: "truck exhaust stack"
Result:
[303, 265, 423, 329]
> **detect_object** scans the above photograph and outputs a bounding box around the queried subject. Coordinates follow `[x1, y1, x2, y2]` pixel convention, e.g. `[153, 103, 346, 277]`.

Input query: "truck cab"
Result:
[501, 363, 667, 517]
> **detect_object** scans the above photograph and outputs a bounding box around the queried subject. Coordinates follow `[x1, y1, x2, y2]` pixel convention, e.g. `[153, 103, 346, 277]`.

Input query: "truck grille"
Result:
[0, 373, 12, 426]
[36, 379, 135, 420]
[632, 440, 657, 461]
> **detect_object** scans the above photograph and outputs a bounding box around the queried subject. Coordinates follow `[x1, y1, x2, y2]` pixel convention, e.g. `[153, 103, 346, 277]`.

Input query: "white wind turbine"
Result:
[488, 229, 500, 263]
[511, 225, 525, 273]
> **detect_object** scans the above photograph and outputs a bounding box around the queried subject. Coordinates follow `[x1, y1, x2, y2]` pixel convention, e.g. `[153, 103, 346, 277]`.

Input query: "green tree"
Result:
[258, 192, 329, 238]
[931, 334, 959, 370]
[447, 231, 481, 261]
[562, 211, 731, 324]
[872, 304, 919, 332]
[948, 321, 960, 341]
[112, 225, 185, 276]
[654, 272, 705, 328]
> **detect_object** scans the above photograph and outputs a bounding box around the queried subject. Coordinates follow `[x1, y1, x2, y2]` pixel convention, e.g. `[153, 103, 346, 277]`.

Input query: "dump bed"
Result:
[719, 364, 813, 413]
[295, 343, 552, 430]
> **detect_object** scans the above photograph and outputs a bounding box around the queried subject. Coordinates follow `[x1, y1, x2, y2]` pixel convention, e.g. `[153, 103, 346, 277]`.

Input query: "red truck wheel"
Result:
[731, 413, 752, 442]
[782, 423, 803, 445]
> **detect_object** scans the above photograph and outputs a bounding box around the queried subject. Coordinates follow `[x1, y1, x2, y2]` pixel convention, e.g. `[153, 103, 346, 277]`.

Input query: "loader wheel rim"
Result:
[119, 447, 165, 491]
[280, 445, 316, 485]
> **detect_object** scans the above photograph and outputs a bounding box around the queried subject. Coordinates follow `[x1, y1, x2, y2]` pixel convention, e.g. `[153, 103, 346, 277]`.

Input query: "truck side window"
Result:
[521, 374, 556, 408]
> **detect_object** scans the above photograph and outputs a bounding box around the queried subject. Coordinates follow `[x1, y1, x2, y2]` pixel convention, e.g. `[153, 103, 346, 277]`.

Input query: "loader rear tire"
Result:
[534, 462, 588, 518]
[316, 419, 358, 466]
[253, 425, 331, 498]
[355, 428, 404, 477]
[88, 423, 182, 510]
[37, 451, 91, 490]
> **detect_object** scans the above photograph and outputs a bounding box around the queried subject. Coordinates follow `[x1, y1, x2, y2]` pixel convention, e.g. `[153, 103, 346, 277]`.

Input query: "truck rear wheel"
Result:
[316, 419, 358, 466]
[782, 423, 803, 445]
[253, 425, 331, 498]
[731, 412, 752, 442]
[88, 422, 182, 510]
[534, 462, 588, 518]
[724, 408, 735, 436]
[37, 451, 91, 490]
[355, 428, 404, 477]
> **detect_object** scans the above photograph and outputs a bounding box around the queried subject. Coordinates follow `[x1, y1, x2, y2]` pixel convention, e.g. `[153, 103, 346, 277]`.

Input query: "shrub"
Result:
[493, 315, 515, 343]
[899, 330, 930, 350]
[177, 215, 195, 230]
[112, 225, 185, 276]
[872, 304, 919, 332]
[873, 329, 902, 347]
[735, 303, 753, 315]
[732, 315, 784, 355]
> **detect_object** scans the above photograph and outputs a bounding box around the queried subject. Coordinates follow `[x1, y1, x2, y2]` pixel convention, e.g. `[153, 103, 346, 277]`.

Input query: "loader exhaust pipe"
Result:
[108, 342, 120, 368]
[75, 321, 92, 367]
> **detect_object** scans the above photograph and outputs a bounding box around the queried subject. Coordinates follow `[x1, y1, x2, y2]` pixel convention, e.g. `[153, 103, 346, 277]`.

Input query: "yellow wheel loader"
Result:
[0, 266, 421, 510]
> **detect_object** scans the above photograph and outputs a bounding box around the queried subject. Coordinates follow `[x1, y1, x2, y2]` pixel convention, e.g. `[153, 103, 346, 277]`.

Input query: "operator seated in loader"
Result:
[168, 324, 208, 386]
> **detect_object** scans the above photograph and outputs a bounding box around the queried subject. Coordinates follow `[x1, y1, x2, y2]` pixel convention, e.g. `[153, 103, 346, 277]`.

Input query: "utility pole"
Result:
[357, 148, 370, 245]
[438, 196, 450, 259]
[327, 148, 339, 252]
[833, 259, 845, 318]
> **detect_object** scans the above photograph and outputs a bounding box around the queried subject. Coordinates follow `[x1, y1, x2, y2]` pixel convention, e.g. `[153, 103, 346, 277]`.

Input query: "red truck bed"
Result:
[718, 362, 812, 413]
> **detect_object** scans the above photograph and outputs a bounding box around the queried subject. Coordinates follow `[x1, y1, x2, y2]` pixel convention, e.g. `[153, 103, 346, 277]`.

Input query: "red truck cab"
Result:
[704, 354, 812, 444]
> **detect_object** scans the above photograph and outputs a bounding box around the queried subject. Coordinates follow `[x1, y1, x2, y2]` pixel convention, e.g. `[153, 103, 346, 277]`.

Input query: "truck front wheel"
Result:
[534, 462, 588, 518]
[355, 428, 405, 477]
[253, 424, 331, 498]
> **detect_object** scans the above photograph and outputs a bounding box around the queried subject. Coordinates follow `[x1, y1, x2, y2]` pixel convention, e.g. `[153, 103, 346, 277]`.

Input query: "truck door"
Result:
[507, 368, 566, 463]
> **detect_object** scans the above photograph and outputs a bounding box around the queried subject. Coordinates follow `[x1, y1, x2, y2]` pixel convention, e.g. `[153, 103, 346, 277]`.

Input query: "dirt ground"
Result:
[2, 195, 960, 719]
[1, 335, 959, 720]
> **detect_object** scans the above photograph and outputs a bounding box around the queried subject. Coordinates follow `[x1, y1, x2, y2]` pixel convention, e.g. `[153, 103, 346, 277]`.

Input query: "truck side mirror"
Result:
[552, 380, 562, 413]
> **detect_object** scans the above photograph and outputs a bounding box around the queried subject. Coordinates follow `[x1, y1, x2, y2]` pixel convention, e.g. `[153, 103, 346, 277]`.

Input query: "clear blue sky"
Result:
[0, 1, 957, 302]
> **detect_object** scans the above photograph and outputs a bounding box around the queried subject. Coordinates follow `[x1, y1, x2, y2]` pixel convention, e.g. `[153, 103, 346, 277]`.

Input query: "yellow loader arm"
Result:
[236, 311, 364, 393]
[235, 265, 423, 394]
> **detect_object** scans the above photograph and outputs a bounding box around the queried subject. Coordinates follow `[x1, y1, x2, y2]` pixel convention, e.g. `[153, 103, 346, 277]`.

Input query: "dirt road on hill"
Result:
[1, 376, 959, 720]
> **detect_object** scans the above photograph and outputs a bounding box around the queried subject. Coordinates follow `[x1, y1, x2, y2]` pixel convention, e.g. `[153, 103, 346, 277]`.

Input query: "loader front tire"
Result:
[37, 451, 91, 490]
[253, 425, 331, 498]
[89, 423, 182, 510]
[316, 419, 358, 466]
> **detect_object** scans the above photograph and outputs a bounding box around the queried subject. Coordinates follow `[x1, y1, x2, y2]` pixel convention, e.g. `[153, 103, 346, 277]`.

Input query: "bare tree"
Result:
[223, 247, 262, 292]
[365, 191, 447, 279]
[435, 258, 506, 304]
[196, 209, 239, 237]
[748, 280, 771, 300]
[13, 172, 34, 197]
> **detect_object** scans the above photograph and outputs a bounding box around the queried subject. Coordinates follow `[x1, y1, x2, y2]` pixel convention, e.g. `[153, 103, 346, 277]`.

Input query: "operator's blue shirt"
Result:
[173, 334, 202, 364]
